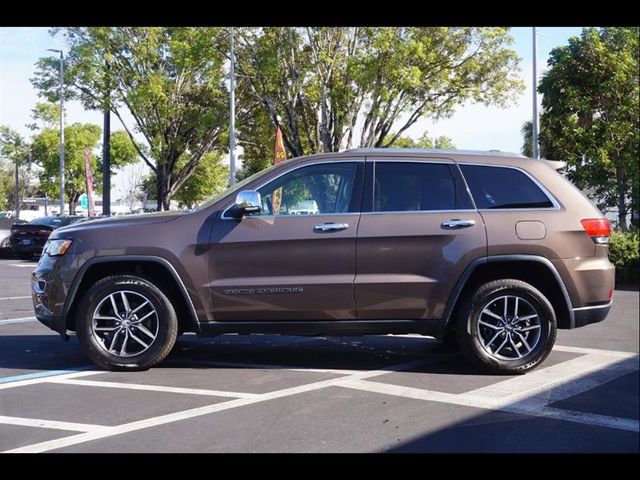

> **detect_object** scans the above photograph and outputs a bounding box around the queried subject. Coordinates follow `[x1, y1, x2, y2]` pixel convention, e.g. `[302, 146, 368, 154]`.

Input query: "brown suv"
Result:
[32, 149, 615, 374]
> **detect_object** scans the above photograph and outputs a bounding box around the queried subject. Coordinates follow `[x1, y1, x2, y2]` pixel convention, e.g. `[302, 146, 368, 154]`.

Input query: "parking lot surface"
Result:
[0, 258, 638, 452]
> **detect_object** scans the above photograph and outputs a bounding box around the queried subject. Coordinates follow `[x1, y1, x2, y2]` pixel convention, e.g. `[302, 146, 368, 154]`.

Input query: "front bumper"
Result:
[573, 301, 612, 328]
[31, 253, 74, 337]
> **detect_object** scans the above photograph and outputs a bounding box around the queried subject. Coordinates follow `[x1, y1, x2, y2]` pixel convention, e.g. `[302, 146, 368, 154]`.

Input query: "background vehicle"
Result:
[32, 149, 615, 374]
[10, 215, 85, 259]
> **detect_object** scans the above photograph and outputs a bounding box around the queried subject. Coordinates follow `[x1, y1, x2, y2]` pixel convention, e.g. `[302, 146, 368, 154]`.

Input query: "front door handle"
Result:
[441, 219, 476, 229]
[314, 222, 349, 232]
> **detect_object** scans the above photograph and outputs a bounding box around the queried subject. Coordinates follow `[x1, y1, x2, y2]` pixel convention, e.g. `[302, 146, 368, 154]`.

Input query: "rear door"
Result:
[208, 160, 364, 321]
[355, 157, 486, 320]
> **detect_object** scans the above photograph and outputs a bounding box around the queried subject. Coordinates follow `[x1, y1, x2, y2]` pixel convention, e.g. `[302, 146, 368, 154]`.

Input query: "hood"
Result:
[52, 210, 183, 237]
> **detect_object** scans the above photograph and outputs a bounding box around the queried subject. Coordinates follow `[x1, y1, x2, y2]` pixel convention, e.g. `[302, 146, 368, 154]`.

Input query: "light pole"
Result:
[229, 27, 236, 185]
[532, 28, 540, 160]
[47, 49, 65, 213]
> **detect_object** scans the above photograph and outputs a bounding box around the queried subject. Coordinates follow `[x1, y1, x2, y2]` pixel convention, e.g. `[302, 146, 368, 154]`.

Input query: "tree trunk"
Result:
[616, 166, 628, 231]
[156, 166, 167, 212]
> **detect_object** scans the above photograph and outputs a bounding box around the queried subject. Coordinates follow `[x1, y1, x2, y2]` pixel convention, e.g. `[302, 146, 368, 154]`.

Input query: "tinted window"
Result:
[461, 165, 553, 209]
[257, 163, 359, 216]
[374, 162, 458, 212]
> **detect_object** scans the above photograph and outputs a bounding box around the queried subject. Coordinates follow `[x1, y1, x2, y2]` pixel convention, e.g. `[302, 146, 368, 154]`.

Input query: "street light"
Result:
[47, 49, 65, 213]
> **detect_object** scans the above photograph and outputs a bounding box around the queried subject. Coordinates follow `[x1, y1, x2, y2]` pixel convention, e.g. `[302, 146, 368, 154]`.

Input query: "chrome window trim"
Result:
[361, 209, 477, 216]
[458, 162, 561, 211]
[371, 159, 465, 214]
[221, 159, 365, 220]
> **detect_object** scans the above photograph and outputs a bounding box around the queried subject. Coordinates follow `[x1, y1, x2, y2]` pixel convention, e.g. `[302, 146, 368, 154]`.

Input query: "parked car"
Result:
[32, 149, 614, 374]
[10, 215, 85, 259]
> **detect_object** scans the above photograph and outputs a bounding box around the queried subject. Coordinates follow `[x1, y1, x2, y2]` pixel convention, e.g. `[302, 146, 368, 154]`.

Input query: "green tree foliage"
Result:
[383, 131, 456, 149]
[31, 123, 102, 213]
[142, 151, 229, 210]
[538, 27, 639, 230]
[233, 27, 523, 158]
[609, 230, 639, 284]
[0, 127, 30, 212]
[32, 27, 229, 211]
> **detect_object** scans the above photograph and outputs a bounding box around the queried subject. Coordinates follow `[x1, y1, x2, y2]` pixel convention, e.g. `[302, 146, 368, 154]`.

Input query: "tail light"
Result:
[580, 218, 611, 244]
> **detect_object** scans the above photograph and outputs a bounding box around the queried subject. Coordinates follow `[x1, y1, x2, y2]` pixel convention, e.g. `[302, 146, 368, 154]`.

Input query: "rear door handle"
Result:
[441, 219, 476, 229]
[314, 222, 349, 232]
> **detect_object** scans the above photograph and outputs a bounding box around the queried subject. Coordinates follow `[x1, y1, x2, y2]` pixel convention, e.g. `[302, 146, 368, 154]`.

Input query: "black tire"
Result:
[76, 274, 178, 371]
[455, 279, 557, 375]
[19, 253, 33, 260]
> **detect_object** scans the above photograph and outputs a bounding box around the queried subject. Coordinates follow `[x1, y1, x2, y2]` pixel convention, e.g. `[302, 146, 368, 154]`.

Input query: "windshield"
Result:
[31, 217, 64, 227]
[196, 163, 281, 211]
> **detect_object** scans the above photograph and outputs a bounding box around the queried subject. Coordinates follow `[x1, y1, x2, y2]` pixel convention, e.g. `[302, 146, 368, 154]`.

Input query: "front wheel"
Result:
[455, 279, 557, 375]
[76, 275, 178, 371]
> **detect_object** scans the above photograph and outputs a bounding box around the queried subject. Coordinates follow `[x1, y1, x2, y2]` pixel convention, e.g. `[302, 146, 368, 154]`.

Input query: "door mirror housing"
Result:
[230, 190, 262, 218]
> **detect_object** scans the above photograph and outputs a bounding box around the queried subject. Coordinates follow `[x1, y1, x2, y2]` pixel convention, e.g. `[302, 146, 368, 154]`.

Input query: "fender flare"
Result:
[63, 255, 200, 333]
[442, 254, 575, 329]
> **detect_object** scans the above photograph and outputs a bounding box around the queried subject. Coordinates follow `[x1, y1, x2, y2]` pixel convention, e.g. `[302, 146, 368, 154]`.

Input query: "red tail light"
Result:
[580, 218, 611, 244]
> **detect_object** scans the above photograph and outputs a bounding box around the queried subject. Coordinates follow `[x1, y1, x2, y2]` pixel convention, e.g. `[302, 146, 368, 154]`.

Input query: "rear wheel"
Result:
[455, 279, 557, 374]
[76, 274, 178, 371]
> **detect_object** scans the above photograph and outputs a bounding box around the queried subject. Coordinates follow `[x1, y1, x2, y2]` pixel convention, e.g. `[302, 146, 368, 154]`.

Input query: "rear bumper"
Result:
[572, 301, 612, 328]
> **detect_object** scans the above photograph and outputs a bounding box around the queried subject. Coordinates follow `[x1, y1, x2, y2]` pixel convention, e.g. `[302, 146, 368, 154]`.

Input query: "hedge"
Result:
[609, 230, 640, 285]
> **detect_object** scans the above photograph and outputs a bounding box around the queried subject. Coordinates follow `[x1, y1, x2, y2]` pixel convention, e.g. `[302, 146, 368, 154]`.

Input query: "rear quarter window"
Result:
[460, 165, 554, 209]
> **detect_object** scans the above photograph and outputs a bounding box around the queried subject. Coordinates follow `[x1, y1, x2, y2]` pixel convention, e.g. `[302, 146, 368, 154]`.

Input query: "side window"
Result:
[373, 162, 459, 212]
[256, 162, 360, 216]
[460, 165, 554, 209]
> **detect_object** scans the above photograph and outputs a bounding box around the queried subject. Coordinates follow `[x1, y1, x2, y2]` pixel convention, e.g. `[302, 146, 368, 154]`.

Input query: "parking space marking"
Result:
[0, 316, 36, 325]
[0, 415, 108, 433]
[7, 264, 37, 268]
[0, 296, 31, 301]
[4, 358, 439, 453]
[553, 344, 638, 358]
[339, 378, 639, 433]
[461, 352, 638, 404]
[186, 359, 365, 376]
[49, 378, 261, 399]
[0, 369, 102, 390]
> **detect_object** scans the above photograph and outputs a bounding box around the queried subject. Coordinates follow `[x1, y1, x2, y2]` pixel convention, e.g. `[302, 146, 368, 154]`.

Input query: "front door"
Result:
[355, 158, 486, 320]
[208, 160, 364, 321]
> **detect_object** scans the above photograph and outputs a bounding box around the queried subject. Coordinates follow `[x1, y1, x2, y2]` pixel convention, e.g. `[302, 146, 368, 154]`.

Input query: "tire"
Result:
[76, 274, 178, 371]
[455, 279, 557, 375]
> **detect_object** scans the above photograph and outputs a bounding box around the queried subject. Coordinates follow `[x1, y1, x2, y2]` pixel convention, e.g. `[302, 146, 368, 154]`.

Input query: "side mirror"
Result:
[230, 190, 262, 218]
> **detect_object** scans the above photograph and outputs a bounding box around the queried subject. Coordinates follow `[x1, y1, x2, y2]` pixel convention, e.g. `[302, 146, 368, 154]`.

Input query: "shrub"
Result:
[609, 230, 640, 285]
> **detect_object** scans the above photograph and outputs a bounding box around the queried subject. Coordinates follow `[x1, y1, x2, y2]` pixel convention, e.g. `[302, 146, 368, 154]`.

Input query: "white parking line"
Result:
[462, 352, 638, 405]
[0, 296, 31, 301]
[186, 359, 365, 376]
[3, 358, 437, 453]
[49, 378, 261, 399]
[339, 378, 639, 433]
[0, 370, 103, 391]
[0, 415, 108, 433]
[0, 316, 36, 325]
[7, 264, 36, 268]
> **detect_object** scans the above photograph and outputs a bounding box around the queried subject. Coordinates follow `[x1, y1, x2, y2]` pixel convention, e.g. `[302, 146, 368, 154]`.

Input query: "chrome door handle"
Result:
[314, 222, 349, 232]
[441, 219, 476, 229]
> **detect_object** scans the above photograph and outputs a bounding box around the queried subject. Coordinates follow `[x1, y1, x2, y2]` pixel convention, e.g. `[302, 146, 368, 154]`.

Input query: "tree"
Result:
[32, 27, 230, 211]
[383, 131, 456, 149]
[142, 151, 229, 210]
[28, 103, 140, 214]
[0, 127, 30, 213]
[538, 27, 639, 230]
[520, 121, 548, 158]
[31, 123, 101, 214]
[233, 27, 523, 158]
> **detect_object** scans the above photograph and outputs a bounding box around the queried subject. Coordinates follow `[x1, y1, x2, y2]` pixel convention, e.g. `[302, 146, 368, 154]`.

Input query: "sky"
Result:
[0, 26, 585, 200]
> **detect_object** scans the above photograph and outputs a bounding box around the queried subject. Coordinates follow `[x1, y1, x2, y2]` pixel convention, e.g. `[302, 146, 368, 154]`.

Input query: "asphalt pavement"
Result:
[0, 257, 637, 453]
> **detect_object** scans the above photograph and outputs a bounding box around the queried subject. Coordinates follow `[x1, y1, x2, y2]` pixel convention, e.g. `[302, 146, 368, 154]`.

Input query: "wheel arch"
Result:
[443, 255, 575, 334]
[64, 256, 200, 334]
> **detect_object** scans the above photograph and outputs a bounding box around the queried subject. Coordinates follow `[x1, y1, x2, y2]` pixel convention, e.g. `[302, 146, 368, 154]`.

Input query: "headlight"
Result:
[44, 239, 73, 256]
